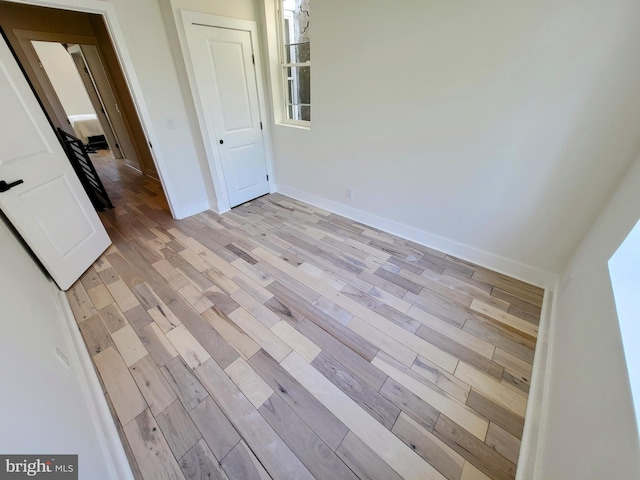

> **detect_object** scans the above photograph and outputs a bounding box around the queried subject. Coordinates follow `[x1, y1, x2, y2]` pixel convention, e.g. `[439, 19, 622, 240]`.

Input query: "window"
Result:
[609, 218, 640, 427]
[279, 0, 310, 122]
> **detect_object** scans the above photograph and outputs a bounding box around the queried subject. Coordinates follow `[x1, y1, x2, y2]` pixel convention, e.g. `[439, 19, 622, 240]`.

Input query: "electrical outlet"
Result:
[346, 187, 353, 199]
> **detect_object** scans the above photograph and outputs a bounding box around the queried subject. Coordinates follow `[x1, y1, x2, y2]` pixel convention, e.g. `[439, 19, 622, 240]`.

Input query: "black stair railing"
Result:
[57, 128, 114, 211]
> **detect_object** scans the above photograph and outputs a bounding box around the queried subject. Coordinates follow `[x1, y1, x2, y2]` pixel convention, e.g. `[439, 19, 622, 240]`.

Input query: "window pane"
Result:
[282, 0, 310, 44]
[284, 66, 310, 121]
[287, 104, 310, 122]
[282, 0, 310, 122]
[285, 42, 310, 64]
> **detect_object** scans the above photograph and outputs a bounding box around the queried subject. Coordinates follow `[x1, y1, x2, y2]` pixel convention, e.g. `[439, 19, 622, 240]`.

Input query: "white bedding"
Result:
[68, 114, 104, 144]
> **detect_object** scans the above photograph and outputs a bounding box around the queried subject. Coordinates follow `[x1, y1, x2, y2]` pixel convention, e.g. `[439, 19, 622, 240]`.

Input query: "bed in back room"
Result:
[68, 113, 108, 150]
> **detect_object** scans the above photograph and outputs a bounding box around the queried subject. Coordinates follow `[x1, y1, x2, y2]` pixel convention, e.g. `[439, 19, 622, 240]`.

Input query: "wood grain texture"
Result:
[469, 300, 538, 340]
[485, 422, 521, 465]
[271, 320, 321, 362]
[465, 390, 525, 440]
[178, 439, 228, 480]
[259, 394, 358, 479]
[161, 356, 208, 411]
[201, 308, 261, 360]
[312, 351, 400, 429]
[249, 349, 349, 451]
[129, 355, 177, 416]
[78, 314, 114, 356]
[66, 281, 97, 321]
[93, 347, 147, 425]
[434, 415, 516, 480]
[454, 363, 527, 417]
[282, 352, 446, 480]
[224, 357, 274, 408]
[195, 359, 314, 480]
[189, 396, 240, 461]
[138, 321, 179, 367]
[111, 324, 148, 366]
[374, 353, 488, 440]
[336, 431, 403, 480]
[87, 283, 115, 310]
[98, 303, 128, 333]
[156, 400, 201, 459]
[296, 318, 388, 390]
[123, 409, 185, 480]
[392, 413, 465, 480]
[67, 158, 542, 480]
[166, 325, 211, 370]
[220, 441, 271, 480]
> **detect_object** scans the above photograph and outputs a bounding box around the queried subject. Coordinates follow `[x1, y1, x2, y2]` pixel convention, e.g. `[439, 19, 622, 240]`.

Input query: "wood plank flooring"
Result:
[66, 152, 544, 480]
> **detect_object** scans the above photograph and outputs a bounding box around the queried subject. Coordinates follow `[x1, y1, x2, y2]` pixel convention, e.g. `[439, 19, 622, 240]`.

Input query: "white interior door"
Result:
[0, 36, 110, 290]
[187, 24, 269, 208]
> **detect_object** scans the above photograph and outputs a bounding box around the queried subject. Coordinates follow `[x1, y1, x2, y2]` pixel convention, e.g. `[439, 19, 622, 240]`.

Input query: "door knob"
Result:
[0, 179, 24, 193]
[219, 139, 224, 144]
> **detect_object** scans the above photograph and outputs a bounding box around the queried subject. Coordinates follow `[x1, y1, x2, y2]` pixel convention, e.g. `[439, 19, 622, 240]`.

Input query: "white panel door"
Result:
[187, 25, 269, 208]
[0, 36, 110, 290]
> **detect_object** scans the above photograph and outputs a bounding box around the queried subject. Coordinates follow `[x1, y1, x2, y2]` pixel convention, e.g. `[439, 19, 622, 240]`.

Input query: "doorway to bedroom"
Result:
[0, 1, 168, 212]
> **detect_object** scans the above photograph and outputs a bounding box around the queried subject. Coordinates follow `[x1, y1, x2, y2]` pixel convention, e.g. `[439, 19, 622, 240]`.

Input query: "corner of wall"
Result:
[276, 183, 557, 289]
[515, 281, 559, 480]
[172, 199, 211, 219]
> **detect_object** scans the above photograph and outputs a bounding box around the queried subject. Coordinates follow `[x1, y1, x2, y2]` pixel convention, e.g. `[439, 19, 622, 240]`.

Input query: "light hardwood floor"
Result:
[66, 152, 543, 480]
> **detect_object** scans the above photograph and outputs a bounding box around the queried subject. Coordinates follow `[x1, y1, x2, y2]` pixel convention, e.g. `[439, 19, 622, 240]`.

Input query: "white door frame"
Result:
[5, 0, 179, 218]
[174, 9, 276, 213]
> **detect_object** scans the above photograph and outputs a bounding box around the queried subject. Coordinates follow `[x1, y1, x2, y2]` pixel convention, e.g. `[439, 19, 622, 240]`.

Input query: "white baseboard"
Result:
[57, 292, 134, 480]
[276, 184, 557, 289]
[515, 284, 557, 479]
[173, 199, 210, 219]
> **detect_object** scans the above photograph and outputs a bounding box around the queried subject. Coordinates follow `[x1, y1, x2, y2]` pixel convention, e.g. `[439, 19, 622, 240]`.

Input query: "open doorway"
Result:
[32, 41, 124, 160]
[0, 1, 167, 212]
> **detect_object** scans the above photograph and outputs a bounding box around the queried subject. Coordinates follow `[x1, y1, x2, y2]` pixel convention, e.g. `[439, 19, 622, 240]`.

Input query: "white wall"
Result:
[536, 153, 640, 478]
[0, 217, 131, 479]
[98, 0, 211, 218]
[263, 0, 640, 280]
[32, 41, 95, 116]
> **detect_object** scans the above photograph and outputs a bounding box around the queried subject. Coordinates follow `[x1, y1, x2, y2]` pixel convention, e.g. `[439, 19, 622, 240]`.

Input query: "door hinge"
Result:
[260, 121, 263, 130]
[84, 66, 89, 74]
[252, 54, 255, 65]
[149, 142, 153, 149]
[266, 174, 269, 181]
[115, 143, 119, 148]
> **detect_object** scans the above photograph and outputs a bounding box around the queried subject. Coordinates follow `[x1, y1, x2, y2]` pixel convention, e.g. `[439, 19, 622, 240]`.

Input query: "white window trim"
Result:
[263, 0, 311, 129]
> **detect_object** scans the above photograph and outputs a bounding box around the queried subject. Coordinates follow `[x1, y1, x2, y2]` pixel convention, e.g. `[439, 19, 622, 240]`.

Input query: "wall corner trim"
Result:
[515, 284, 557, 480]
